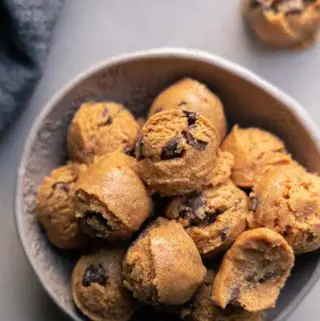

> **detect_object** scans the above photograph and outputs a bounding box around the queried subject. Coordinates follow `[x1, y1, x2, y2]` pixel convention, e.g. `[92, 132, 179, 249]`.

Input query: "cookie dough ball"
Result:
[221, 126, 292, 188]
[212, 228, 294, 312]
[211, 150, 234, 187]
[72, 247, 136, 321]
[248, 165, 320, 254]
[67, 102, 140, 164]
[36, 163, 88, 249]
[123, 218, 206, 305]
[181, 270, 262, 321]
[136, 109, 219, 196]
[243, 0, 320, 49]
[166, 180, 248, 258]
[149, 78, 227, 143]
[75, 152, 153, 240]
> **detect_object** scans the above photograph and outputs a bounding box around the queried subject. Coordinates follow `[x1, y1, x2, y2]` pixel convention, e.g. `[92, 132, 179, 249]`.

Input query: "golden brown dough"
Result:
[243, 0, 320, 49]
[181, 270, 262, 321]
[36, 163, 88, 249]
[212, 228, 294, 312]
[67, 102, 140, 164]
[166, 180, 248, 258]
[221, 125, 293, 188]
[72, 247, 136, 321]
[136, 109, 219, 196]
[148, 78, 227, 143]
[122, 218, 206, 305]
[248, 164, 320, 254]
[75, 152, 152, 240]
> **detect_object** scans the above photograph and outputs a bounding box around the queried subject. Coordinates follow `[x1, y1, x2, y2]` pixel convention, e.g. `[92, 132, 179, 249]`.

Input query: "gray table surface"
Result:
[1, 1, 320, 320]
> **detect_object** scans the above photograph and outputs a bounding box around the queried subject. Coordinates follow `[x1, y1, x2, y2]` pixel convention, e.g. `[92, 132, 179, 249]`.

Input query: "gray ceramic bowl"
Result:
[16, 48, 320, 321]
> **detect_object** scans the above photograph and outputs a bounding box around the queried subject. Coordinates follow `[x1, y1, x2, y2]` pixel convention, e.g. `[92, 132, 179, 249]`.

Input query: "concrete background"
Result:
[1, 1, 319, 320]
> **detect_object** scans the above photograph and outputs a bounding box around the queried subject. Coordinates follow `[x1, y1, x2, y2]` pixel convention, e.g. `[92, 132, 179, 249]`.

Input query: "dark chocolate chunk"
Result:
[102, 108, 113, 125]
[179, 192, 207, 225]
[53, 182, 70, 193]
[258, 271, 280, 283]
[249, 196, 258, 211]
[183, 129, 208, 151]
[307, 232, 314, 242]
[220, 227, 229, 241]
[82, 263, 107, 287]
[229, 286, 240, 304]
[245, 272, 257, 282]
[83, 211, 111, 232]
[161, 136, 185, 160]
[183, 110, 197, 126]
[135, 133, 145, 160]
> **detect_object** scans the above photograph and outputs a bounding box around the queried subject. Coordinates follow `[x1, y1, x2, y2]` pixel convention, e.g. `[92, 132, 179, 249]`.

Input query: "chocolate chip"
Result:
[229, 286, 240, 304]
[220, 227, 229, 241]
[82, 263, 107, 287]
[179, 192, 207, 225]
[83, 211, 111, 232]
[102, 108, 112, 125]
[53, 182, 70, 193]
[249, 196, 258, 211]
[258, 271, 280, 283]
[182, 129, 208, 151]
[245, 272, 257, 282]
[307, 232, 314, 242]
[161, 136, 185, 160]
[183, 110, 197, 126]
[135, 133, 145, 160]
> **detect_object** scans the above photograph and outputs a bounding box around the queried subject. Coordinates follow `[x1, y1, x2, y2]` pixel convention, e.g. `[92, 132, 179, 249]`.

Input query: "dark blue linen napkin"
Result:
[0, 0, 64, 134]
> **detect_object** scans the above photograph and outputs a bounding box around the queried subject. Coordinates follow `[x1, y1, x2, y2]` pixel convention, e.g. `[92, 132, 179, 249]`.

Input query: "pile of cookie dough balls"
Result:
[243, 0, 320, 50]
[35, 77, 320, 321]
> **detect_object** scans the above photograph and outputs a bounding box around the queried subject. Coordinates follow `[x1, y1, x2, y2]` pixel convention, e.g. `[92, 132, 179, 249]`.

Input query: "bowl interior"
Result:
[16, 51, 320, 321]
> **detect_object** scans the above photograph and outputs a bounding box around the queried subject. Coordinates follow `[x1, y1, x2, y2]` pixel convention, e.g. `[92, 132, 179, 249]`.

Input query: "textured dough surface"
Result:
[67, 102, 140, 164]
[212, 228, 294, 312]
[72, 247, 136, 321]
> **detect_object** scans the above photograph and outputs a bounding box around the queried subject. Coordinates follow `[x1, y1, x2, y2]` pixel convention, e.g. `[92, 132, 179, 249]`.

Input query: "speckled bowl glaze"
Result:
[16, 48, 320, 321]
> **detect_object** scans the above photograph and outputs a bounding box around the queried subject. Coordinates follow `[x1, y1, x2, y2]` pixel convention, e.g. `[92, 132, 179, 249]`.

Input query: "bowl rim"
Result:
[15, 47, 320, 321]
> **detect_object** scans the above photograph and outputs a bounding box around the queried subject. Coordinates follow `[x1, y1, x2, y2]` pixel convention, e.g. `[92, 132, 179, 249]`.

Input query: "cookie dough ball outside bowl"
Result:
[136, 109, 219, 196]
[149, 78, 227, 143]
[123, 218, 206, 305]
[36, 162, 88, 249]
[243, 0, 320, 49]
[248, 164, 320, 254]
[75, 152, 153, 240]
[221, 125, 293, 189]
[67, 102, 140, 164]
[72, 247, 136, 321]
[166, 180, 248, 258]
[212, 228, 294, 312]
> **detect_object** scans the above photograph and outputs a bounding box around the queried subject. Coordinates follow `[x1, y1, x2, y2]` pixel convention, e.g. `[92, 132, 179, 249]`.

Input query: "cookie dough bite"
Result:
[75, 152, 153, 240]
[212, 228, 294, 312]
[72, 247, 136, 321]
[123, 218, 206, 305]
[221, 125, 292, 189]
[181, 270, 262, 321]
[67, 102, 140, 164]
[149, 78, 227, 143]
[136, 109, 219, 196]
[248, 164, 320, 254]
[166, 180, 248, 258]
[36, 162, 88, 249]
[243, 0, 320, 49]
[211, 150, 234, 187]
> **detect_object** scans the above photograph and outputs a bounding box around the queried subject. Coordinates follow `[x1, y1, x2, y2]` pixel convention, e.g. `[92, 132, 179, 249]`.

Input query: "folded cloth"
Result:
[0, 0, 64, 134]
